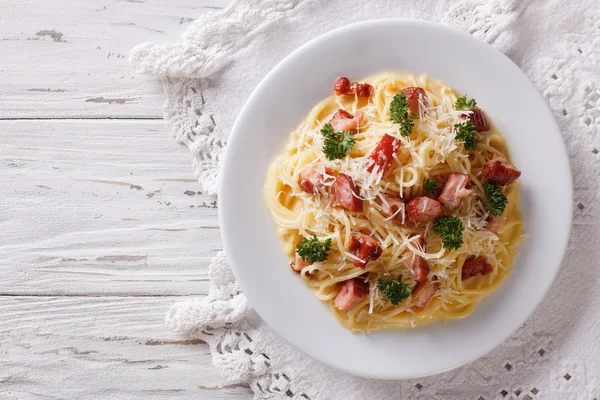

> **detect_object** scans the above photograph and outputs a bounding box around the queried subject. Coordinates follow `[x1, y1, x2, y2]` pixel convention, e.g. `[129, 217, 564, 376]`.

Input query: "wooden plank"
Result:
[0, 296, 253, 399]
[0, 120, 222, 295]
[0, 0, 230, 119]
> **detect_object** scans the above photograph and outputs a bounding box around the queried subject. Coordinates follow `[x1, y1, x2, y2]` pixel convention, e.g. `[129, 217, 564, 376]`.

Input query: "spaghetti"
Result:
[265, 73, 523, 333]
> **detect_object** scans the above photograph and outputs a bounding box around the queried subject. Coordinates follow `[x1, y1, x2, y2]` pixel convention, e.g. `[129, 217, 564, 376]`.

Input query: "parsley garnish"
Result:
[454, 120, 478, 150]
[296, 235, 332, 263]
[376, 275, 411, 306]
[455, 95, 478, 111]
[433, 215, 464, 251]
[320, 123, 355, 160]
[483, 183, 508, 216]
[424, 178, 438, 197]
[389, 93, 415, 136]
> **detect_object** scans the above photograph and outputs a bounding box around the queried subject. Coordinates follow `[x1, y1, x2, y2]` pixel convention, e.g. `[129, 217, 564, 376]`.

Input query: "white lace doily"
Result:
[131, 0, 600, 398]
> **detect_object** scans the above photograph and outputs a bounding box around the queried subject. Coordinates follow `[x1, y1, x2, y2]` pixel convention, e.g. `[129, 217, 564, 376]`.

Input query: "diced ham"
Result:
[290, 251, 312, 272]
[468, 109, 489, 132]
[411, 280, 439, 310]
[367, 134, 401, 174]
[333, 174, 363, 212]
[334, 77, 351, 95]
[406, 197, 442, 223]
[350, 83, 373, 98]
[334, 77, 374, 98]
[482, 158, 522, 185]
[298, 164, 332, 194]
[461, 256, 493, 280]
[438, 173, 472, 210]
[378, 195, 406, 225]
[334, 278, 369, 311]
[486, 215, 506, 233]
[349, 233, 382, 268]
[402, 234, 430, 282]
[401, 87, 427, 117]
[330, 109, 364, 132]
[330, 109, 352, 121]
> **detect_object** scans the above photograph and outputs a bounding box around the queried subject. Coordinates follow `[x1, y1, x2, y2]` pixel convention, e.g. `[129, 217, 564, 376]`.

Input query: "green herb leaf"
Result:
[320, 123, 355, 160]
[389, 93, 415, 136]
[483, 183, 508, 216]
[376, 275, 411, 306]
[433, 215, 464, 251]
[455, 95, 478, 111]
[454, 120, 478, 150]
[296, 235, 332, 263]
[423, 178, 438, 197]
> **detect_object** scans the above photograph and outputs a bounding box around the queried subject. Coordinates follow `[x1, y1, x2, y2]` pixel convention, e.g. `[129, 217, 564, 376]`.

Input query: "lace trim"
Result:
[130, 0, 310, 194]
[165, 252, 318, 399]
[159, 78, 224, 194]
[130, 0, 309, 79]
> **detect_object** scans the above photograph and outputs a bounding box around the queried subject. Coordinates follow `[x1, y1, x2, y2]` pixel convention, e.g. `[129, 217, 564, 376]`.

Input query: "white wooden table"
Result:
[0, 1, 252, 398]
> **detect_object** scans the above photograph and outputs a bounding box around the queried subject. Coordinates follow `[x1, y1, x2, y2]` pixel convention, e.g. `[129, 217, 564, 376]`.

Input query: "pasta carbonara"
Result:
[265, 73, 523, 333]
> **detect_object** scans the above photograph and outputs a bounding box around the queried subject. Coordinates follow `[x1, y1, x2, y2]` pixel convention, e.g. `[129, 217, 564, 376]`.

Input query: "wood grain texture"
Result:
[0, 0, 229, 118]
[0, 296, 252, 399]
[1, 0, 246, 397]
[0, 120, 221, 296]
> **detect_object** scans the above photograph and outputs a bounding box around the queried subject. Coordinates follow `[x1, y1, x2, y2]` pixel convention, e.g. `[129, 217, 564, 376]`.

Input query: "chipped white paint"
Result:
[0, 0, 249, 398]
[0, 297, 252, 399]
[0, 0, 229, 119]
[1, 121, 221, 296]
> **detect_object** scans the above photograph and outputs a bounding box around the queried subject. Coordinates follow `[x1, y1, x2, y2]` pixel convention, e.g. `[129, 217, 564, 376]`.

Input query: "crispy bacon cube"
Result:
[367, 134, 400, 174]
[406, 197, 442, 223]
[377, 195, 406, 225]
[290, 251, 312, 272]
[334, 77, 373, 98]
[402, 234, 430, 282]
[334, 278, 369, 311]
[482, 158, 521, 186]
[461, 256, 493, 280]
[330, 109, 364, 132]
[333, 174, 362, 212]
[411, 280, 439, 310]
[438, 173, 472, 210]
[401, 87, 427, 116]
[349, 233, 382, 268]
[298, 164, 332, 194]
[468, 109, 489, 132]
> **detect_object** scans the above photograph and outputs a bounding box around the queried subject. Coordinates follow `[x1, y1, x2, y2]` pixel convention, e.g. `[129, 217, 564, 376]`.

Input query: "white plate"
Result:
[219, 19, 572, 379]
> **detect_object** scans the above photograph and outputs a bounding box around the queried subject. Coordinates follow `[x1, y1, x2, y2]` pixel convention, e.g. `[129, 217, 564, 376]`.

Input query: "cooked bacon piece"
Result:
[331, 109, 352, 121]
[298, 164, 332, 194]
[402, 234, 429, 282]
[485, 215, 506, 233]
[334, 278, 369, 311]
[461, 256, 493, 280]
[411, 280, 439, 310]
[330, 109, 364, 132]
[333, 174, 362, 212]
[367, 134, 400, 174]
[349, 233, 382, 268]
[468, 109, 489, 132]
[290, 252, 312, 272]
[334, 77, 373, 98]
[482, 158, 522, 185]
[438, 173, 472, 210]
[402, 87, 427, 116]
[378, 195, 406, 225]
[334, 77, 351, 95]
[406, 197, 442, 223]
